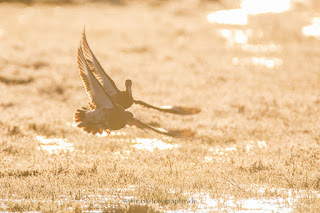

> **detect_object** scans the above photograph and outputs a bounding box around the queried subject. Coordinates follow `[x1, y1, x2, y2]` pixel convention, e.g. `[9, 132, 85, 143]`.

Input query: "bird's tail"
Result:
[134, 100, 201, 115]
[129, 118, 196, 138]
[74, 107, 104, 135]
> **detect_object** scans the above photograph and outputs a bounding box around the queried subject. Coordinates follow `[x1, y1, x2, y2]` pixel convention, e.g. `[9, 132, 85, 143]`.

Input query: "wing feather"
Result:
[131, 118, 196, 138]
[134, 100, 201, 115]
[77, 46, 115, 109]
[81, 29, 120, 96]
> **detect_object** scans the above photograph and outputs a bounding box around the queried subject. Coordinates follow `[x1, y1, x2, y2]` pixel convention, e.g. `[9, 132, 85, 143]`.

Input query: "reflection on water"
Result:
[232, 57, 283, 69]
[131, 138, 179, 152]
[207, 0, 295, 25]
[191, 192, 293, 212]
[66, 122, 77, 127]
[218, 29, 281, 53]
[242, 43, 282, 53]
[241, 0, 292, 15]
[207, 9, 248, 25]
[207, 0, 287, 71]
[246, 140, 267, 151]
[303, 18, 320, 38]
[185, 187, 320, 212]
[206, 141, 267, 162]
[209, 144, 238, 156]
[36, 136, 74, 154]
[2, 185, 319, 212]
[97, 131, 127, 137]
[219, 29, 251, 45]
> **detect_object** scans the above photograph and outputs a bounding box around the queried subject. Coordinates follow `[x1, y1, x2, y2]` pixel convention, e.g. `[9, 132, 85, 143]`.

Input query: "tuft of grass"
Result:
[294, 196, 320, 213]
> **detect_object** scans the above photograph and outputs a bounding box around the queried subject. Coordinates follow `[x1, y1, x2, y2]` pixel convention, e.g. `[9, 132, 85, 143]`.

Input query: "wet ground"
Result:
[0, 0, 320, 212]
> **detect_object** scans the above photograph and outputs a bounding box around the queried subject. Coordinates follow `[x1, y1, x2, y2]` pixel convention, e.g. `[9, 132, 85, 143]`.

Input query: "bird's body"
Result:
[74, 43, 195, 138]
[74, 107, 132, 134]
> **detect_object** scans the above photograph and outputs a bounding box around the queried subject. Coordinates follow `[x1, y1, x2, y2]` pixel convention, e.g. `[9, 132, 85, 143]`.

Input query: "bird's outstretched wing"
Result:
[81, 29, 120, 96]
[77, 46, 115, 109]
[130, 118, 196, 138]
[134, 100, 201, 115]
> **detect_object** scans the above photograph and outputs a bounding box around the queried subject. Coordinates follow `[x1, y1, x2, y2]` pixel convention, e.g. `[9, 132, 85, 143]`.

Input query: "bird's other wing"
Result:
[81, 29, 120, 96]
[134, 100, 201, 115]
[77, 45, 115, 109]
[130, 118, 196, 138]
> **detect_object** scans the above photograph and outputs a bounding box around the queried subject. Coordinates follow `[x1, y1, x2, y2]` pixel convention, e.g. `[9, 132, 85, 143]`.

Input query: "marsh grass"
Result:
[0, 0, 319, 212]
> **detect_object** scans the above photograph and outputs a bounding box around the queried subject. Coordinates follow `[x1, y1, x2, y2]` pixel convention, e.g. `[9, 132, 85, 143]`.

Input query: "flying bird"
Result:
[81, 29, 200, 115]
[74, 46, 195, 138]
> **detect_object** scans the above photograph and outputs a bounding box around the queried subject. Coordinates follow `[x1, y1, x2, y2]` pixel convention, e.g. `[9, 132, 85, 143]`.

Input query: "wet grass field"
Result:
[0, 0, 320, 212]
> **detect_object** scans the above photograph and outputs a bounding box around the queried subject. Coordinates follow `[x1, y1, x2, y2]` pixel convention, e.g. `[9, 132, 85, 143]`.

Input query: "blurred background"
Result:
[1, 0, 320, 212]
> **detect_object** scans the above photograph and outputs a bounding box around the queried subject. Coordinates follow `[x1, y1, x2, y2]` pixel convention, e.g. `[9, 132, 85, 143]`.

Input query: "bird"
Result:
[74, 45, 195, 138]
[81, 29, 201, 115]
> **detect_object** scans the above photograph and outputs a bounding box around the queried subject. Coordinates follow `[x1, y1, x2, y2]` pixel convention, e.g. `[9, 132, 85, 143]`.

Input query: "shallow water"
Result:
[36, 136, 74, 154]
[207, 0, 295, 26]
[241, 43, 282, 53]
[131, 138, 179, 152]
[241, 0, 292, 15]
[205, 140, 267, 163]
[218, 29, 251, 45]
[207, 9, 248, 25]
[2, 186, 318, 212]
[232, 57, 283, 69]
[302, 17, 320, 38]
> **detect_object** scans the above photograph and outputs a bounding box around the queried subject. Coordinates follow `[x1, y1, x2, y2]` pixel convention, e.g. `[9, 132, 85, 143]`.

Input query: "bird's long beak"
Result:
[125, 79, 132, 96]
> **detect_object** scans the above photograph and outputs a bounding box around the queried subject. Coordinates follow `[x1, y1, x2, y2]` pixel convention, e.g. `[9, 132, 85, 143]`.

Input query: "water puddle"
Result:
[36, 136, 74, 154]
[241, 0, 292, 15]
[207, 9, 248, 25]
[97, 131, 127, 137]
[131, 138, 179, 152]
[186, 193, 293, 212]
[2, 185, 319, 212]
[218, 29, 251, 45]
[179, 187, 320, 212]
[205, 141, 267, 162]
[207, 0, 296, 25]
[302, 17, 320, 38]
[209, 1, 287, 67]
[217, 29, 283, 66]
[232, 57, 283, 69]
[218, 29, 282, 54]
[241, 43, 282, 53]
[66, 122, 77, 127]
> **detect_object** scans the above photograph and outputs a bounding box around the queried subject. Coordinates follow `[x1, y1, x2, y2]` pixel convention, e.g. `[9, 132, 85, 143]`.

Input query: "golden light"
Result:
[207, 9, 248, 25]
[36, 136, 74, 154]
[131, 138, 179, 152]
[303, 18, 320, 38]
[207, 0, 294, 25]
[241, 0, 292, 15]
